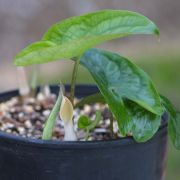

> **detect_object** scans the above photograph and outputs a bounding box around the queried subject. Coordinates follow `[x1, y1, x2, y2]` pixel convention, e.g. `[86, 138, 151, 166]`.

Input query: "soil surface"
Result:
[0, 91, 121, 141]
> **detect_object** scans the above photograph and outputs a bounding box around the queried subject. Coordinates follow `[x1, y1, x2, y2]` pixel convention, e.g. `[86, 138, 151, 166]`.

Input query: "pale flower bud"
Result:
[59, 96, 77, 141]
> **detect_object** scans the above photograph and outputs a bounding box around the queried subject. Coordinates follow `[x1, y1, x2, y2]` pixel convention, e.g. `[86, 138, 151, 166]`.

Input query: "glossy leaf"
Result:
[161, 96, 180, 149]
[80, 49, 163, 135]
[77, 92, 161, 141]
[14, 10, 159, 66]
[125, 100, 161, 142]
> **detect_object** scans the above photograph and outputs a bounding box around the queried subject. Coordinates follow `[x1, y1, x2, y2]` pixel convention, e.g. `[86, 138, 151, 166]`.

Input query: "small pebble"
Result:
[42, 110, 50, 117]
[24, 120, 32, 128]
[37, 93, 45, 102]
[84, 105, 91, 114]
[0, 103, 8, 112]
[35, 105, 41, 111]
[94, 104, 101, 110]
[18, 127, 25, 135]
[27, 98, 36, 104]
[94, 128, 109, 133]
[24, 105, 34, 114]
[18, 112, 24, 118]
[6, 122, 14, 129]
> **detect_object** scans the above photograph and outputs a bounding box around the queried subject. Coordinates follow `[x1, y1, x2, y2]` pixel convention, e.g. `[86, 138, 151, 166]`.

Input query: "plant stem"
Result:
[85, 129, 90, 141]
[70, 56, 81, 106]
[109, 111, 115, 138]
[30, 65, 38, 96]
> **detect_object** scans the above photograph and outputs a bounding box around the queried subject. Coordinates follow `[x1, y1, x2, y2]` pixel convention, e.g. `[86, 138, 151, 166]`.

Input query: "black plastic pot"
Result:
[0, 85, 167, 180]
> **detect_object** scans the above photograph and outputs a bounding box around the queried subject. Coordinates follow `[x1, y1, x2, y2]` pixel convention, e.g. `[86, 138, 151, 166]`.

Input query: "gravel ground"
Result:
[0, 91, 121, 141]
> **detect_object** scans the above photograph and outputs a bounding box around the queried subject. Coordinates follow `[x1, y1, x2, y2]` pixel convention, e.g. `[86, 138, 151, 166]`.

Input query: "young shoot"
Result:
[42, 84, 64, 140]
[78, 110, 102, 140]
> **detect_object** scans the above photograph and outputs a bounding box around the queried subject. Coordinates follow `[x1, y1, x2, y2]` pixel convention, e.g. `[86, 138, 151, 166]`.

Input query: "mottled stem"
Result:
[70, 56, 81, 106]
[30, 65, 38, 96]
[85, 130, 90, 141]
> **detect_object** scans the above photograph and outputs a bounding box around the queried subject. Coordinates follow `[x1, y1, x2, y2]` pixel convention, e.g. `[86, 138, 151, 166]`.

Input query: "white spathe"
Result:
[59, 96, 77, 141]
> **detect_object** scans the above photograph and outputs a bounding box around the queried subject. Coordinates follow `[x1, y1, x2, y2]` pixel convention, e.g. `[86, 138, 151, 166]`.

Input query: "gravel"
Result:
[0, 92, 121, 141]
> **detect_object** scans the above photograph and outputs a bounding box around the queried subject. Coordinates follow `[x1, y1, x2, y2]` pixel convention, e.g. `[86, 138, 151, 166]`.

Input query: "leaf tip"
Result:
[13, 58, 20, 66]
[14, 56, 26, 67]
[154, 27, 160, 36]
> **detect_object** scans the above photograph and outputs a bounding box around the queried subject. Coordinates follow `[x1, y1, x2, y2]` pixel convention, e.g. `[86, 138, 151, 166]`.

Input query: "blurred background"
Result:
[0, 0, 179, 179]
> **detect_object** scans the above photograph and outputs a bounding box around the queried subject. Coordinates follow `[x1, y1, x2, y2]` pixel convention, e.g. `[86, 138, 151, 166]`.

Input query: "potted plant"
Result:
[0, 10, 179, 180]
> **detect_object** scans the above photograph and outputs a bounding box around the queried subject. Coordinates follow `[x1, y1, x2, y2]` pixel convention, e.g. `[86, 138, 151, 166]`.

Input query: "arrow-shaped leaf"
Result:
[14, 10, 159, 66]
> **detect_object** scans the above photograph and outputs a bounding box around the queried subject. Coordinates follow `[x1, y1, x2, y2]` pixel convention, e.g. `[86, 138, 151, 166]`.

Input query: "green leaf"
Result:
[42, 86, 63, 140]
[78, 116, 91, 129]
[80, 49, 163, 135]
[78, 110, 102, 131]
[168, 112, 180, 150]
[161, 96, 180, 150]
[77, 93, 161, 141]
[14, 10, 159, 66]
[75, 93, 105, 108]
[125, 100, 161, 142]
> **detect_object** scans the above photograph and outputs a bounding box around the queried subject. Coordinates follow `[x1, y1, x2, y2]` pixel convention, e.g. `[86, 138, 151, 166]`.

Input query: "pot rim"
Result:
[0, 123, 167, 150]
[0, 85, 168, 149]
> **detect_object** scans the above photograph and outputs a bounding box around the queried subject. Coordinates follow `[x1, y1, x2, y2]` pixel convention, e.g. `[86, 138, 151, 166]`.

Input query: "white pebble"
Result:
[105, 119, 110, 125]
[6, 129, 11, 133]
[24, 121, 32, 128]
[24, 105, 33, 113]
[6, 123, 14, 129]
[0, 103, 8, 112]
[94, 104, 101, 110]
[43, 110, 50, 117]
[94, 128, 107, 133]
[18, 127, 25, 134]
[37, 93, 45, 102]
[10, 107, 16, 113]
[18, 112, 24, 118]
[6, 101, 14, 108]
[10, 97, 18, 106]
[84, 105, 91, 114]
[27, 98, 36, 104]
[113, 122, 119, 133]
[35, 105, 41, 111]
